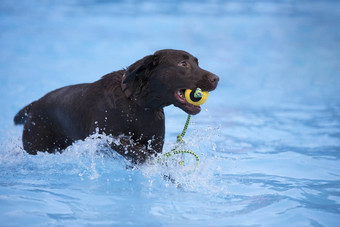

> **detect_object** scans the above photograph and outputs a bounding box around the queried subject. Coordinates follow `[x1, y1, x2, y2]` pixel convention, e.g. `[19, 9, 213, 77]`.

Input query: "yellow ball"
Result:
[185, 88, 209, 106]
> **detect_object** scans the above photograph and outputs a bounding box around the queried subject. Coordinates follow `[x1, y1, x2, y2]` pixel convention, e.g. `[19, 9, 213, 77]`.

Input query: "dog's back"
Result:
[15, 83, 94, 154]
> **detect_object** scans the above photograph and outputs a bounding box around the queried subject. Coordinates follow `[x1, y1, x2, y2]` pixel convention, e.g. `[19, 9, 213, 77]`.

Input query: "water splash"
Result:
[0, 125, 229, 197]
[139, 124, 231, 196]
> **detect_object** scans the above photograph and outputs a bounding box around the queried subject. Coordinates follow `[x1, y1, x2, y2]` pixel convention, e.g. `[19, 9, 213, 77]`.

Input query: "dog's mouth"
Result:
[174, 89, 201, 115]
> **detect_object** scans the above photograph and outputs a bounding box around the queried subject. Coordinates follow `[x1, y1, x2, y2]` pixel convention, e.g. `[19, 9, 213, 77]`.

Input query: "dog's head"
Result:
[122, 49, 219, 115]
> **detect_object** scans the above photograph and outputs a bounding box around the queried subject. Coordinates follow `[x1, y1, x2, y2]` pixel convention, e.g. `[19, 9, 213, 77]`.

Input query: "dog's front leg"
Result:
[109, 135, 149, 164]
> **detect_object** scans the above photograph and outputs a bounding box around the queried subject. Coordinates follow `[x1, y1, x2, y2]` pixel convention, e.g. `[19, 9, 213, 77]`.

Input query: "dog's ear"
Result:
[123, 54, 159, 84]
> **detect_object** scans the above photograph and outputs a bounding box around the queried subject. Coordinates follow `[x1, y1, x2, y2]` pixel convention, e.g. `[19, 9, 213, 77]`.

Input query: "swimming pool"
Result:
[1, 0, 340, 226]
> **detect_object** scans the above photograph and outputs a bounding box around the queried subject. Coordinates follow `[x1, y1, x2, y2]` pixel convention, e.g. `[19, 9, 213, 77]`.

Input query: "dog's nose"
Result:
[208, 74, 219, 85]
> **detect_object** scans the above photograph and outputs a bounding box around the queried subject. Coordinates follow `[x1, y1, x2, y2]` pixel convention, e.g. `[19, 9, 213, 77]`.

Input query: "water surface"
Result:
[1, 0, 340, 226]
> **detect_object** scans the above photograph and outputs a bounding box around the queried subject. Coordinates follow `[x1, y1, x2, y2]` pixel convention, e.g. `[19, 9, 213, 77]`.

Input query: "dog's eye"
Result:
[178, 61, 188, 67]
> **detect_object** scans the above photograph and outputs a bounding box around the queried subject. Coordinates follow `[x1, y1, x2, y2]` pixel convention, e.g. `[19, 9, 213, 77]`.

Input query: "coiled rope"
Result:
[163, 114, 200, 165]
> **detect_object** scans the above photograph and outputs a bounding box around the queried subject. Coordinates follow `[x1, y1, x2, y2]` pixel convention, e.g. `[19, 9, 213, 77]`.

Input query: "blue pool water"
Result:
[1, 0, 340, 226]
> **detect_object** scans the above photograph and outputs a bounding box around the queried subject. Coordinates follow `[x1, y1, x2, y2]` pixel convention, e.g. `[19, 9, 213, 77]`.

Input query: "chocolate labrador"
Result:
[14, 49, 219, 164]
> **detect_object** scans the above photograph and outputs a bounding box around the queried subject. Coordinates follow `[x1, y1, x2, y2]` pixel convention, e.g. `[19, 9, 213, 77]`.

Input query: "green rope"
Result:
[162, 114, 200, 164]
[177, 114, 191, 143]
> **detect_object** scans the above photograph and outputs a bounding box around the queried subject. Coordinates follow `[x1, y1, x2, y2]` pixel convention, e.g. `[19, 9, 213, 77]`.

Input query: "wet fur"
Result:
[14, 49, 219, 164]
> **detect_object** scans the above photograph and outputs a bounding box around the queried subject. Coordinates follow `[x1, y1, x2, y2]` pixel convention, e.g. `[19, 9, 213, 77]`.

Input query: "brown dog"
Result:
[14, 49, 219, 164]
